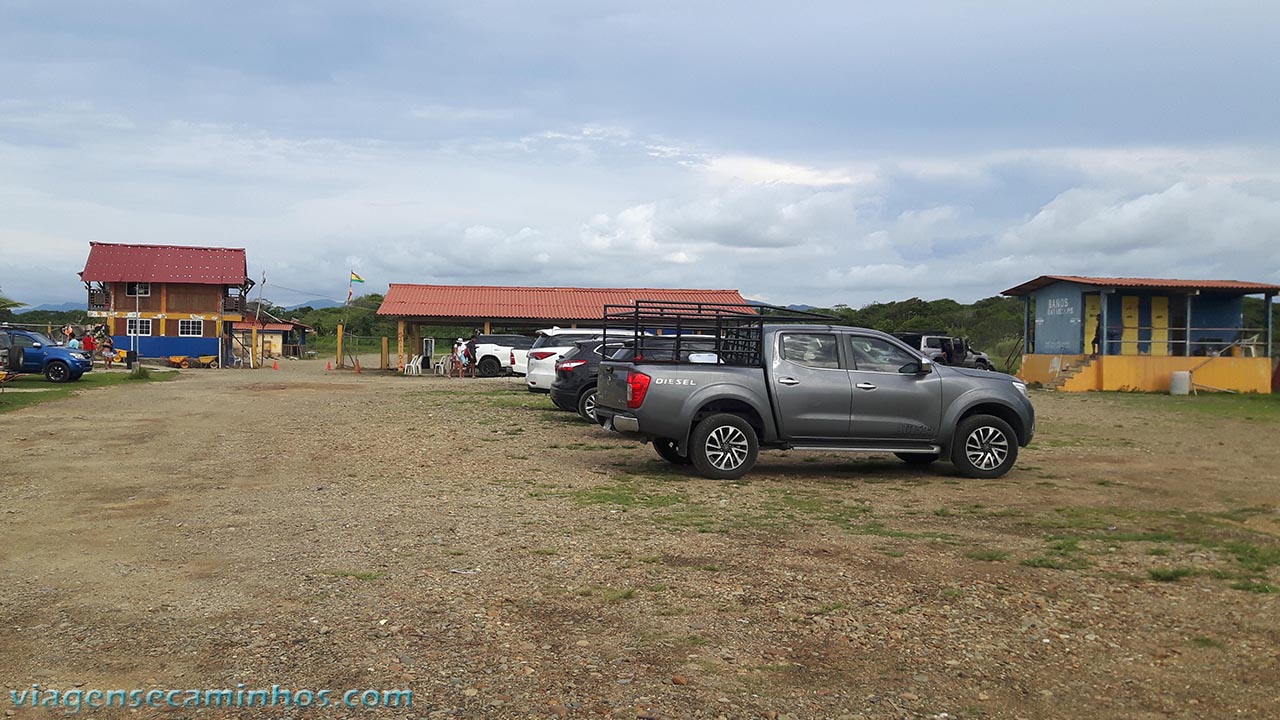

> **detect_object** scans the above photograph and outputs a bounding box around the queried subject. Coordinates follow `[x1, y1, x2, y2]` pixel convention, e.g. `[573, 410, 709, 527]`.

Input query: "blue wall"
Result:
[1190, 294, 1244, 352]
[1031, 283, 1086, 354]
[112, 336, 219, 358]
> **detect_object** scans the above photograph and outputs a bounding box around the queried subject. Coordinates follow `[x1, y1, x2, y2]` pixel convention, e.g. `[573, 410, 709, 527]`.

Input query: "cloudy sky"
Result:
[3, 1, 1278, 308]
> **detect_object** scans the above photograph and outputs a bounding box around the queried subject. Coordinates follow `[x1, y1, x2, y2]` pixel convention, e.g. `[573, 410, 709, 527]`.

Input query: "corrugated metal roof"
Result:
[377, 284, 749, 320]
[79, 242, 249, 285]
[1002, 275, 1280, 296]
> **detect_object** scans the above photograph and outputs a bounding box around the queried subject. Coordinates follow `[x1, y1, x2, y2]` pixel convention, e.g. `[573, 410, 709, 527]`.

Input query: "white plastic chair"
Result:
[404, 354, 421, 376]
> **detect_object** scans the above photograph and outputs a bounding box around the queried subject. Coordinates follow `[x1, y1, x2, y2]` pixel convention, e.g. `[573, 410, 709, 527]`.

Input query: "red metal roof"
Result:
[1002, 275, 1280, 296]
[79, 242, 249, 285]
[377, 284, 749, 320]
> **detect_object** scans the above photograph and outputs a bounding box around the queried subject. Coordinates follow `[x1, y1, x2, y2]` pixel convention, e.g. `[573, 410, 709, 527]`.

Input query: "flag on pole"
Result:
[350, 271, 366, 283]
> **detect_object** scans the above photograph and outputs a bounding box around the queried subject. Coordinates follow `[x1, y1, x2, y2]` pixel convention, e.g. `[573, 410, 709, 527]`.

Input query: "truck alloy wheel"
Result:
[689, 413, 759, 480]
[44, 360, 70, 383]
[951, 414, 1018, 478]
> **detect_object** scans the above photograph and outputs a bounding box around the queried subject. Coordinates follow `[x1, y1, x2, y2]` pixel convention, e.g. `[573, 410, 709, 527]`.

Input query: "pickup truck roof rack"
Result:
[602, 300, 838, 367]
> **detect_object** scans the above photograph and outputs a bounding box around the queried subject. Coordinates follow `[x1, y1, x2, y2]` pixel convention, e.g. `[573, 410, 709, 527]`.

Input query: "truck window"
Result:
[780, 333, 840, 369]
[847, 336, 917, 373]
[925, 337, 942, 348]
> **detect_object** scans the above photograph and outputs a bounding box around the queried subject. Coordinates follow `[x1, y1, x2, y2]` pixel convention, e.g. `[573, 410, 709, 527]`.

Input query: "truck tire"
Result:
[653, 438, 692, 465]
[975, 359, 992, 371]
[8, 347, 23, 371]
[478, 356, 501, 377]
[44, 360, 71, 383]
[576, 386, 598, 422]
[951, 414, 1018, 479]
[895, 452, 940, 465]
[689, 413, 758, 480]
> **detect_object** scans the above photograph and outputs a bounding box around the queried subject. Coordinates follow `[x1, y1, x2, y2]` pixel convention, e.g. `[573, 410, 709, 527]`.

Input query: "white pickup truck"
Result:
[471, 334, 534, 377]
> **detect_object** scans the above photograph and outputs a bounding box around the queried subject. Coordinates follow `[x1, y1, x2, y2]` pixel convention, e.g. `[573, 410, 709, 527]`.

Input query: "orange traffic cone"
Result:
[326, 361, 332, 371]
[272, 360, 279, 370]
[354, 359, 362, 374]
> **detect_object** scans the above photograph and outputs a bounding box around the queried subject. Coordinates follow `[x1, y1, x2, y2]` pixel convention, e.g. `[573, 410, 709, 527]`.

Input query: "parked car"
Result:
[0, 327, 94, 382]
[959, 342, 993, 370]
[471, 334, 534, 377]
[892, 331, 969, 366]
[524, 328, 610, 393]
[594, 305, 1033, 480]
[551, 336, 718, 421]
[549, 339, 607, 419]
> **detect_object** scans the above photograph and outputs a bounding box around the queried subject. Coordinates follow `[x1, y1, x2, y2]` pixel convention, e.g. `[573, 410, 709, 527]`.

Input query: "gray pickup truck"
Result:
[594, 303, 1033, 480]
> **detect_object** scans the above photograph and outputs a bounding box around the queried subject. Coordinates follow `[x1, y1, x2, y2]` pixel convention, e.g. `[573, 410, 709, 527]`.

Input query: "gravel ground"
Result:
[1, 361, 1277, 719]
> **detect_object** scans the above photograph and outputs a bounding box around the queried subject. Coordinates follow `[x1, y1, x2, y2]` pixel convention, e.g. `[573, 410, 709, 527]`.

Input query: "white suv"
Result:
[525, 328, 607, 393]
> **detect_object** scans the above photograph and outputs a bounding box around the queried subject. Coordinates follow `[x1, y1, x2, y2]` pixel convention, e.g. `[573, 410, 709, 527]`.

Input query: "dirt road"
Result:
[2, 362, 1277, 719]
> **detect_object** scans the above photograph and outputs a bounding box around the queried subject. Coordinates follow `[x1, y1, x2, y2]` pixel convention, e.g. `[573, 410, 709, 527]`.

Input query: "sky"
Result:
[2, 1, 1279, 309]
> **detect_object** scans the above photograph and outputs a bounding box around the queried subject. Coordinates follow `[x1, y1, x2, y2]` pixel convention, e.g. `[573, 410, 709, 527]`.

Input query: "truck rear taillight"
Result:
[510, 351, 515, 365]
[625, 371, 651, 409]
[557, 359, 588, 371]
[530, 351, 557, 360]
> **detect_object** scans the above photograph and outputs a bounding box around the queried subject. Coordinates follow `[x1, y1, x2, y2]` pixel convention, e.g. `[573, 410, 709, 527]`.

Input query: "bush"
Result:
[127, 365, 151, 381]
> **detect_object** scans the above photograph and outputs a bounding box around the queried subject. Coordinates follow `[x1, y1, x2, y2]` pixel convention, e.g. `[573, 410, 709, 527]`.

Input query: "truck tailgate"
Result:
[597, 361, 631, 410]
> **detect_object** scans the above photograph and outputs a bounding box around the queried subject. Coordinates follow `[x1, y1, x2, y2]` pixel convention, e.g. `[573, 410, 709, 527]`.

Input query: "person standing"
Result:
[101, 335, 115, 368]
[465, 333, 478, 378]
[81, 332, 97, 361]
[453, 338, 467, 378]
[67, 334, 81, 349]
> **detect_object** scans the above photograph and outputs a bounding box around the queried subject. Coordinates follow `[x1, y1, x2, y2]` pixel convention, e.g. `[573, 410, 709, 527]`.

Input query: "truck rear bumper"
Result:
[595, 406, 640, 434]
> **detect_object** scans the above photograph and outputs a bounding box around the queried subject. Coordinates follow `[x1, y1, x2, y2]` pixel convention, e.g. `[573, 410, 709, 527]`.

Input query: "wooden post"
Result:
[483, 320, 491, 334]
[250, 327, 258, 368]
[397, 320, 405, 371]
[1266, 293, 1274, 359]
[381, 336, 389, 370]
[336, 324, 344, 368]
[159, 284, 167, 337]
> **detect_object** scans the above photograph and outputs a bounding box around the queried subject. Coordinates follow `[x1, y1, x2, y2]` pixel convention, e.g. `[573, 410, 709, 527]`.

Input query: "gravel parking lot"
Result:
[2, 362, 1277, 719]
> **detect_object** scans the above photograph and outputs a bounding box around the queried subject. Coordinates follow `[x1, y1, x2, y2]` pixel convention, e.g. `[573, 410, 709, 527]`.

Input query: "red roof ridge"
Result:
[385, 282, 739, 292]
[88, 241, 247, 252]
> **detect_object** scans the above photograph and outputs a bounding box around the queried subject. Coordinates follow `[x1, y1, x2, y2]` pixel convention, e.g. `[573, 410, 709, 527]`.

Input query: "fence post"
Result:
[336, 324, 344, 369]
[381, 336, 389, 370]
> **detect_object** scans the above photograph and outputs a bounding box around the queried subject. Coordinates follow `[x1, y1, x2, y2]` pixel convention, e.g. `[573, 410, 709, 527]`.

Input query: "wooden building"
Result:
[79, 242, 252, 359]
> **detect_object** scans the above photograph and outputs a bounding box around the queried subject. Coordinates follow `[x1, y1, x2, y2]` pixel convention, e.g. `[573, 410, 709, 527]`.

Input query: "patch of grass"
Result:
[319, 569, 384, 581]
[0, 369, 179, 413]
[879, 548, 907, 558]
[1146, 547, 1171, 556]
[1148, 567, 1196, 582]
[964, 549, 1010, 562]
[571, 482, 687, 509]
[604, 587, 637, 602]
[1229, 580, 1279, 594]
[695, 564, 722, 572]
[810, 602, 847, 616]
[1022, 555, 1090, 570]
[939, 588, 965, 600]
[933, 508, 952, 517]
[1117, 391, 1280, 422]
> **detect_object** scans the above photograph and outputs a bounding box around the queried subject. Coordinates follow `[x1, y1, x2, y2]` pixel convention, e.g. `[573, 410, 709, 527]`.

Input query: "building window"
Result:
[125, 282, 151, 297]
[127, 318, 152, 336]
[179, 319, 204, 337]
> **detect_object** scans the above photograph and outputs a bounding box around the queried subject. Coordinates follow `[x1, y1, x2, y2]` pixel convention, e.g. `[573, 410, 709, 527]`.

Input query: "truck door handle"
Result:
[856, 382, 877, 390]
[778, 377, 800, 386]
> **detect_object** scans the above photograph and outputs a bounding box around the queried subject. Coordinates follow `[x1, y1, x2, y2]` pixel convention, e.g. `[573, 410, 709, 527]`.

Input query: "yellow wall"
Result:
[1121, 296, 1139, 355]
[1018, 354, 1087, 385]
[1019, 354, 1272, 393]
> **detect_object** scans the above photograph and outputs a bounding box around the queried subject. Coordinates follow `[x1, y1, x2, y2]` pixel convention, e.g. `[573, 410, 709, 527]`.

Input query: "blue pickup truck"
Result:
[0, 327, 94, 382]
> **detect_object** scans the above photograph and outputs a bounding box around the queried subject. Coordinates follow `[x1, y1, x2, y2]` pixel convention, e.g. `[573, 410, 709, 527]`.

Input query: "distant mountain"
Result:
[745, 299, 819, 312]
[15, 302, 83, 314]
[284, 299, 342, 310]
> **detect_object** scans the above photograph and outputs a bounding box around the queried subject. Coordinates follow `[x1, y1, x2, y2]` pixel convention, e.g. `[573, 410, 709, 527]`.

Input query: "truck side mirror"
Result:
[31, 342, 42, 349]
[901, 358, 933, 374]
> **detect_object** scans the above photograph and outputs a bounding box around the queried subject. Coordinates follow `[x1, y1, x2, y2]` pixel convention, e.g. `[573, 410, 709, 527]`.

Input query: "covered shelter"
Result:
[1003, 275, 1278, 393]
[376, 284, 749, 370]
[230, 316, 312, 365]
